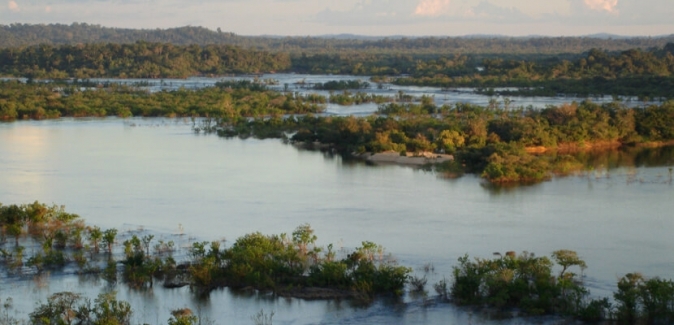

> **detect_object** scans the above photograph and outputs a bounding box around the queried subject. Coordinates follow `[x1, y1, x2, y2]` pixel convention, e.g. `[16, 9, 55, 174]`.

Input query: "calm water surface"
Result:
[1, 118, 673, 324]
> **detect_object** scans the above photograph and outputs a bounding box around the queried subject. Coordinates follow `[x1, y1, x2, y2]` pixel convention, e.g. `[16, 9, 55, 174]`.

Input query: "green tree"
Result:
[102, 228, 117, 254]
[88, 226, 103, 253]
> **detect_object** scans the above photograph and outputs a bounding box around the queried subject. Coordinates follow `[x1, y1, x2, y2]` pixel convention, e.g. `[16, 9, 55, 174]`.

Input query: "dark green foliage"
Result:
[393, 45, 674, 98]
[4, 199, 674, 323]
[0, 81, 324, 121]
[614, 273, 674, 325]
[0, 42, 291, 79]
[0, 204, 26, 245]
[3, 23, 674, 56]
[450, 251, 603, 317]
[575, 298, 612, 323]
[450, 250, 674, 324]
[121, 235, 163, 288]
[30, 291, 132, 325]
[635, 103, 674, 141]
[215, 80, 268, 91]
[102, 229, 117, 254]
[308, 261, 351, 288]
[328, 91, 391, 105]
[185, 226, 411, 298]
[314, 80, 370, 90]
[222, 232, 299, 289]
[0, 202, 87, 272]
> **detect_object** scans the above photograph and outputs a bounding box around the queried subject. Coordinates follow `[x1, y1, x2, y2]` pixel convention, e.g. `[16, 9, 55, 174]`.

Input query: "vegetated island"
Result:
[1, 78, 674, 185]
[1, 201, 673, 324]
[2, 36, 674, 185]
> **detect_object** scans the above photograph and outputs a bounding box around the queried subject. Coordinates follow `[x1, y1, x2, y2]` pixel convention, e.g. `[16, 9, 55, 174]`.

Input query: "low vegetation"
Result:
[0, 80, 324, 120]
[2, 201, 674, 324]
[450, 251, 674, 324]
[2, 80, 673, 185]
[0, 202, 410, 301]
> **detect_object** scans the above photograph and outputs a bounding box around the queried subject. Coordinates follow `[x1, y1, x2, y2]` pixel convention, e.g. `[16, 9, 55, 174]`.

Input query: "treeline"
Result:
[292, 53, 475, 75]
[0, 81, 323, 120]
[3, 41, 674, 99]
[2, 201, 673, 324]
[3, 23, 674, 55]
[313, 79, 370, 90]
[394, 45, 674, 98]
[0, 42, 291, 79]
[206, 98, 674, 183]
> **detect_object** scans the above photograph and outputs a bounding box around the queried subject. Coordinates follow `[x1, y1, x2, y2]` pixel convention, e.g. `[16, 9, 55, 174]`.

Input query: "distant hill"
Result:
[2, 23, 673, 55]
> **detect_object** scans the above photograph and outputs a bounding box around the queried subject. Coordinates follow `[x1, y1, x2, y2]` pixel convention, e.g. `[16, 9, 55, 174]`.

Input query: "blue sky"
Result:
[2, 0, 673, 36]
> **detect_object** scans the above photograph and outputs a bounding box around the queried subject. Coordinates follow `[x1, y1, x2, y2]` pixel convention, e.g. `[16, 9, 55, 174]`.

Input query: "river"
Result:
[0, 118, 673, 324]
[63, 73, 650, 114]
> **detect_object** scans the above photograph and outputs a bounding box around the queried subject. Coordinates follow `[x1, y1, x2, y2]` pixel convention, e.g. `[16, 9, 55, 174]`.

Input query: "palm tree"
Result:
[102, 228, 117, 254]
[88, 226, 103, 253]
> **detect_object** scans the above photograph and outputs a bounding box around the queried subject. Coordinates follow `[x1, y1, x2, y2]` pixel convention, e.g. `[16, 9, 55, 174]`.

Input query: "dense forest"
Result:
[2, 40, 674, 98]
[392, 45, 674, 98]
[2, 23, 674, 55]
[0, 42, 291, 78]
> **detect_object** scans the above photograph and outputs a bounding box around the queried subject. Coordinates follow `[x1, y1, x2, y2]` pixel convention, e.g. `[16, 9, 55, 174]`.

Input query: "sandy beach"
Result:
[358, 151, 454, 166]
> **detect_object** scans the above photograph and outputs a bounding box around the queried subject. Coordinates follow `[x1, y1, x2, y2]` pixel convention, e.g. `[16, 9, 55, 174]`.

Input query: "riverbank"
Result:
[356, 151, 454, 166]
[526, 139, 674, 154]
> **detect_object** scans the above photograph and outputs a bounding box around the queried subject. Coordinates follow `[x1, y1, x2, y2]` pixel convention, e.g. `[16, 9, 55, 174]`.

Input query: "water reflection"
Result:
[478, 146, 674, 196]
[0, 119, 673, 324]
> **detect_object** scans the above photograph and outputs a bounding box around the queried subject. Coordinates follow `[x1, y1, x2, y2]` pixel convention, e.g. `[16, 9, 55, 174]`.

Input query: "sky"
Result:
[1, 0, 673, 37]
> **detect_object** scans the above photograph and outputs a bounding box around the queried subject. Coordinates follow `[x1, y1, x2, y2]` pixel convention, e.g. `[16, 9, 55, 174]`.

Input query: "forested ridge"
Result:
[0, 42, 291, 78]
[2, 40, 674, 98]
[2, 23, 674, 55]
[392, 45, 674, 98]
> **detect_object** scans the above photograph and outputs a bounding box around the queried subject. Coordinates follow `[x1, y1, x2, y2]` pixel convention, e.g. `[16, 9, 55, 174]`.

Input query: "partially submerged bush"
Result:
[450, 250, 602, 317]
[30, 291, 131, 325]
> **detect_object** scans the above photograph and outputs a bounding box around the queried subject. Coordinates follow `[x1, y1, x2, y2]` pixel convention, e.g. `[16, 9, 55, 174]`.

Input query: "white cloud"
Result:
[414, 0, 450, 16]
[584, 0, 618, 13]
[8, 0, 19, 11]
[2, 0, 673, 36]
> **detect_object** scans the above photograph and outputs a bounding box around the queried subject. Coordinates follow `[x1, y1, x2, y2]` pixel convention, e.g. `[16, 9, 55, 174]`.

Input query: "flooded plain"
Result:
[1, 118, 673, 324]
[81, 73, 645, 114]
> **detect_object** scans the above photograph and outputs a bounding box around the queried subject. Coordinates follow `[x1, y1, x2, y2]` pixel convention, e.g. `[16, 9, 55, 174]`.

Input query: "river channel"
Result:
[0, 116, 673, 324]
[69, 73, 650, 114]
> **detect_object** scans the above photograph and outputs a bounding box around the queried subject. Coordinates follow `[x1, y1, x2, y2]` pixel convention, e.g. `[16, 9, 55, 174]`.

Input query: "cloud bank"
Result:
[1, 0, 672, 36]
[415, 0, 451, 16]
[584, 0, 618, 13]
[8, 0, 19, 11]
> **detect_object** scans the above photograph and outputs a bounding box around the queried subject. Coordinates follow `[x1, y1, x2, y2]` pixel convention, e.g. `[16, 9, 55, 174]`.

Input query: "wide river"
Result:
[84, 73, 647, 113]
[0, 118, 673, 324]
